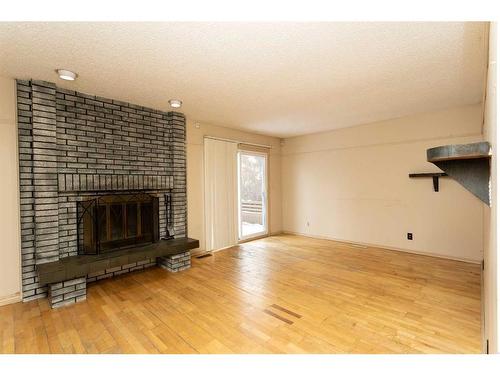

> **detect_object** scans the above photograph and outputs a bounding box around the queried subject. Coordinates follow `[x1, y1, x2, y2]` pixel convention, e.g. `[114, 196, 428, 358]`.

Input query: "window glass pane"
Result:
[141, 203, 153, 238]
[239, 153, 266, 238]
[110, 204, 123, 240]
[98, 205, 107, 242]
[127, 203, 138, 237]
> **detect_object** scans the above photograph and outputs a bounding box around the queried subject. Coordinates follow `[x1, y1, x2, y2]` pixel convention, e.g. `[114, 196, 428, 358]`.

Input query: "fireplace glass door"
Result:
[78, 193, 159, 255]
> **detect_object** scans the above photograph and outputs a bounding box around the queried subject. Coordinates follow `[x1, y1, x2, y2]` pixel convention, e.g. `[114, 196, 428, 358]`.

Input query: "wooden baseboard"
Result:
[0, 292, 21, 307]
[238, 233, 269, 244]
[192, 231, 284, 255]
[281, 231, 481, 264]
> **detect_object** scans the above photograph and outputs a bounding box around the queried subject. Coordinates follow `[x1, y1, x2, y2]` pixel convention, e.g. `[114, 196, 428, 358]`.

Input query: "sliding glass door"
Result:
[238, 151, 268, 240]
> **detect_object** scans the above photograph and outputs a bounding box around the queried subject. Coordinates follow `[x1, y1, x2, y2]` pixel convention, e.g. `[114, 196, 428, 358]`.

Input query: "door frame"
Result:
[237, 149, 269, 242]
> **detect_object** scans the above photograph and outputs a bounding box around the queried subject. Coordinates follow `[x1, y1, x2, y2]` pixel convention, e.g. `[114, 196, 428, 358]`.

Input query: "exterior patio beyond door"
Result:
[238, 151, 268, 240]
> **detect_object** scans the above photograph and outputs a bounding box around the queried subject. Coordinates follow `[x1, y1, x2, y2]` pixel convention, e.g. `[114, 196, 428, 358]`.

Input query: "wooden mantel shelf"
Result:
[37, 237, 199, 285]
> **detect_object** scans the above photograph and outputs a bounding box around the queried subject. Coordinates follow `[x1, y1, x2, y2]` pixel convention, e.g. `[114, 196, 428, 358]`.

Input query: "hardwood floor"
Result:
[0, 234, 481, 354]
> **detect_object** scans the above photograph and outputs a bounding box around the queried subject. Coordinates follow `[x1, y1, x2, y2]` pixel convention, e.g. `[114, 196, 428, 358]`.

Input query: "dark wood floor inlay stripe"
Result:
[263, 309, 293, 325]
[270, 304, 302, 319]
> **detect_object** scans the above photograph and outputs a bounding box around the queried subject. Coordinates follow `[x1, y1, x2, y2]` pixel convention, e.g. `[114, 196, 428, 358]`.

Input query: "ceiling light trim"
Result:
[56, 69, 77, 81]
[168, 99, 182, 109]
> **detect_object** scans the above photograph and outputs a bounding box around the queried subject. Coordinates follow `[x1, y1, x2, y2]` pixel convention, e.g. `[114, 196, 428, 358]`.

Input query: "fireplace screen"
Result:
[77, 193, 160, 255]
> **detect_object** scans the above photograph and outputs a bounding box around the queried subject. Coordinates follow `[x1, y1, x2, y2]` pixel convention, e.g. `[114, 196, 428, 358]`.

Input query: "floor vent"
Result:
[196, 253, 213, 259]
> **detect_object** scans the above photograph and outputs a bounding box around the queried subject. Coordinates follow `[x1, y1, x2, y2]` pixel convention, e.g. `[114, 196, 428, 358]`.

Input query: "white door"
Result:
[238, 151, 268, 240]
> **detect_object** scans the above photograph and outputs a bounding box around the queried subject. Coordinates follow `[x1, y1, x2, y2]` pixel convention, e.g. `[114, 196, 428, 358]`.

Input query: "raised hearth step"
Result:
[37, 237, 199, 285]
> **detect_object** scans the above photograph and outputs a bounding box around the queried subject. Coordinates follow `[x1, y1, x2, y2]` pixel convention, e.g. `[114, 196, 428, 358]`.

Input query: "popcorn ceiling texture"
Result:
[0, 22, 488, 137]
[17, 80, 187, 302]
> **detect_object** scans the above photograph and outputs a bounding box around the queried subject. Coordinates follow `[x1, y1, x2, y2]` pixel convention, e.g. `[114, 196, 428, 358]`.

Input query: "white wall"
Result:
[483, 22, 498, 354]
[0, 76, 22, 305]
[186, 119, 282, 253]
[282, 104, 485, 262]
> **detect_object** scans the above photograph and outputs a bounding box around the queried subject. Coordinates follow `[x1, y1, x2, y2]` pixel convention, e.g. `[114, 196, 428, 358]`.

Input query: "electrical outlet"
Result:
[407, 233, 413, 240]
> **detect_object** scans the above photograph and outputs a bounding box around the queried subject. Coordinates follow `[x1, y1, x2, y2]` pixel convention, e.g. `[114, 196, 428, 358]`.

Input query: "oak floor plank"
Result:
[0, 234, 481, 353]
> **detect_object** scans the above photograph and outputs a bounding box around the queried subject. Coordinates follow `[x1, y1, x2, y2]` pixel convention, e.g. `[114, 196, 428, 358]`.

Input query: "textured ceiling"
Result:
[0, 22, 488, 137]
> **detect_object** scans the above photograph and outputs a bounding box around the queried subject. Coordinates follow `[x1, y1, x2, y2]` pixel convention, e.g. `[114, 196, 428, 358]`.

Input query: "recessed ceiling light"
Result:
[56, 69, 77, 81]
[168, 99, 182, 109]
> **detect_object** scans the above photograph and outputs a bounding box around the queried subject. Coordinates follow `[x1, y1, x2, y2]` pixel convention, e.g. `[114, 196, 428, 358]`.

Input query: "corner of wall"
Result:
[0, 76, 22, 303]
[481, 21, 497, 353]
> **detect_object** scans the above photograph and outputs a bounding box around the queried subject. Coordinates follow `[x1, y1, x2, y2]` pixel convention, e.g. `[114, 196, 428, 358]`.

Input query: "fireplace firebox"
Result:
[77, 193, 160, 255]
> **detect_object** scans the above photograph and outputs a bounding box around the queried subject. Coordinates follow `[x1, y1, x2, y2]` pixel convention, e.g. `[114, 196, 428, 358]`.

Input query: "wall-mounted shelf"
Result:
[427, 142, 491, 205]
[427, 142, 491, 162]
[409, 172, 448, 192]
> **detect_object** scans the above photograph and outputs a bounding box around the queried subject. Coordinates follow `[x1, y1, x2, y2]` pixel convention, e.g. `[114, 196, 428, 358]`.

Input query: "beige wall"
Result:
[0, 76, 22, 305]
[483, 22, 497, 353]
[186, 119, 282, 253]
[281, 104, 485, 262]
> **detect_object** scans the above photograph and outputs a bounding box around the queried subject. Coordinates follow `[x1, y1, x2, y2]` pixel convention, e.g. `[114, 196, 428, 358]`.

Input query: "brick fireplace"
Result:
[17, 80, 196, 307]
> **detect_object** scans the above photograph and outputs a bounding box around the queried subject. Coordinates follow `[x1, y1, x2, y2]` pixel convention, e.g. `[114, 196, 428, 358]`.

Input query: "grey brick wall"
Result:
[48, 277, 86, 308]
[86, 259, 157, 282]
[170, 112, 187, 238]
[17, 81, 46, 301]
[17, 79, 187, 301]
[32, 81, 60, 265]
[158, 251, 191, 272]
